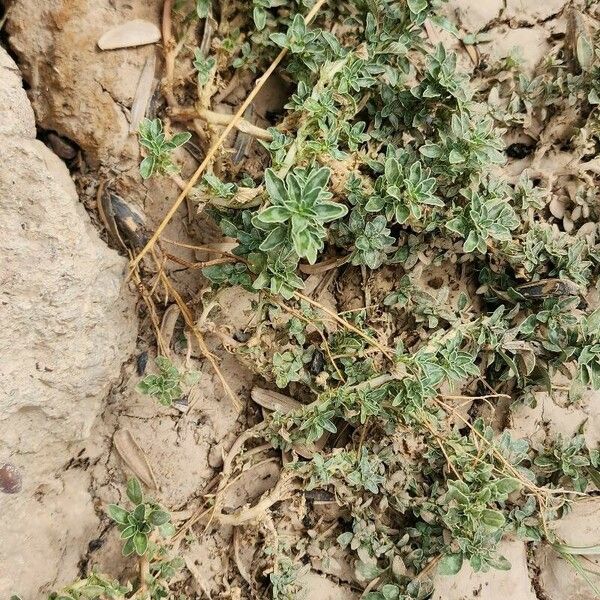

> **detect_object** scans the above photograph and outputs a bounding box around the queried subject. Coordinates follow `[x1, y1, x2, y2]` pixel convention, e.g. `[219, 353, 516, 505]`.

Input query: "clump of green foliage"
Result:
[253, 166, 347, 264]
[138, 118, 191, 180]
[137, 356, 199, 406]
[107, 478, 173, 557]
[47, 479, 182, 600]
[131, 0, 600, 598]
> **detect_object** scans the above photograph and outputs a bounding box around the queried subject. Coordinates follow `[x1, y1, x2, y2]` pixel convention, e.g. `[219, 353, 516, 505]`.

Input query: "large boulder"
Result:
[0, 46, 137, 598]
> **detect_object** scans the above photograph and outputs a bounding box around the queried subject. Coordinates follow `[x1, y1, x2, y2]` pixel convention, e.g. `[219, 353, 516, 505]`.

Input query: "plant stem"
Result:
[170, 106, 273, 141]
[138, 553, 149, 595]
[161, 0, 177, 108]
[293, 292, 395, 360]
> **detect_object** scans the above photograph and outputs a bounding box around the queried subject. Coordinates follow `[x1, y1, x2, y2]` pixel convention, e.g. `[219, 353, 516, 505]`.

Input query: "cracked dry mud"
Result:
[2, 0, 600, 599]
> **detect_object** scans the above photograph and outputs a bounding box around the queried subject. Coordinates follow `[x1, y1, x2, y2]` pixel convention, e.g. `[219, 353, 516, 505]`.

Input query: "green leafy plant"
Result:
[138, 118, 191, 180]
[48, 574, 129, 600]
[270, 13, 325, 72]
[269, 552, 309, 600]
[107, 478, 172, 557]
[249, 249, 305, 299]
[351, 215, 395, 269]
[447, 185, 520, 253]
[253, 166, 347, 264]
[365, 153, 442, 226]
[202, 172, 237, 200]
[193, 48, 216, 86]
[534, 435, 597, 492]
[437, 477, 520, 573]
[272, 348, 306, 388]
[364, 581, 431, 600]
[420, 113, 505, 182]
[137, 356, 199, 406]
[119, 1, 600, 599]
[48, 480, 180, 600]
[195, 0, 211, 18]
[252, 0, 286, 31]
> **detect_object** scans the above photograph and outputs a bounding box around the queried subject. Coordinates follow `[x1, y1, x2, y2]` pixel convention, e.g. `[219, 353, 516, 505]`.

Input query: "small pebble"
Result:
[109, 193, 147, 249]
[0, 463, 22, 494]
[549, 196, 566, 219]
[233, 330, 251, 343]
[208, 444, 224, 469]
[88, 538, 104, 552]
[136, 351, 148, 376]
[172, 398, 189, 413]
[309, 349, 325, 375]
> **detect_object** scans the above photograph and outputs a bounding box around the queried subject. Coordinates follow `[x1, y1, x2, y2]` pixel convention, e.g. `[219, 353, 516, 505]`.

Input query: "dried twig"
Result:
[293, 291, 394, 360]
[161, 0, 177, 108]
[440, 392, 511, 401]
[214, 472, 298, 525]
[161, 237, 239, 257]
[164, 252, 235, 270]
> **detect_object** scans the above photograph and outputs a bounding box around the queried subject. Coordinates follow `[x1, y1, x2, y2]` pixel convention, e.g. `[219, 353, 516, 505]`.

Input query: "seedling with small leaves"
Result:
[446, 185, 520, 253]
[193, 49, 216, 86]
[534, 435, 597, 492]
[253, 166, 347, 264]
[48, 480, 181, 600]
[107, 478, 172, 557]
[351, 215, 395, 269]
[138, 118, 191, 180]
[365, 153, 442, 227]
[48, 574, 129, 600]
[137, 356, 199, 406]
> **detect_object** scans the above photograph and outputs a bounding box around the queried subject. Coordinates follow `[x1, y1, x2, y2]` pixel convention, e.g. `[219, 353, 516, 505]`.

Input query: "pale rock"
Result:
[98, 19, 161, 50]
[0, 41, 136, 598]
[0, 135, 136, 457]
[6, 0, 163, 167]
[0, 47, 35, 138]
